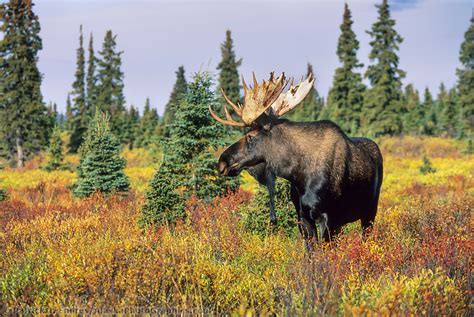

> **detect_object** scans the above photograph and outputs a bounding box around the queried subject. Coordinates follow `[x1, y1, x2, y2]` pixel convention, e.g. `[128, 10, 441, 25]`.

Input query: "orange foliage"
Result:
[0, 137, 472, 315]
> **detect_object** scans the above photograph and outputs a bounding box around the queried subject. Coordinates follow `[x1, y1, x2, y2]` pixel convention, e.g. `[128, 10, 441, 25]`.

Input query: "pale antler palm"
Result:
[270, 72, 314, 117]
[209, 72, 314, 127]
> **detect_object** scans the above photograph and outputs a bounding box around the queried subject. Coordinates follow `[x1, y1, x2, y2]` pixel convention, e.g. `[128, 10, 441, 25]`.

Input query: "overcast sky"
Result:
[28, 0, 472, 114]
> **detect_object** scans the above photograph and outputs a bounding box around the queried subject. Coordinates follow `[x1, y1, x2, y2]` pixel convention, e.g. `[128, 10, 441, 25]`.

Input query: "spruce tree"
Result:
[435, 83, 448, 122]
[47, 102, 58, 131]
[456, 15, 474, 138]
[0, 0, 50, 167]
[438, 88, 459, 137]
[45, 125, 65, 171]
[96, 30, 127, 142]
[419, 154, 436, 175]
[435, 83, 456, 136]
[288, 64, 324, 122]
[362, 0, 405, 137]
[65, 94, 73, 132]
[217, 30, 242, 110]
[326, 3, 366, 135]
[162, 66, 187, 136]
[86, 32, 97, 116]
[141, 72, 238, 225]
[168, 72, 238, 198]
[136, 98, 160, 148]
[123, 105, 140, 149]
[73, 111, 129, 198]
[69, 25, 88, 153]
[422, 87, 436, 135]
[140, 158, 185, 226]
[402, 84, 422, 135]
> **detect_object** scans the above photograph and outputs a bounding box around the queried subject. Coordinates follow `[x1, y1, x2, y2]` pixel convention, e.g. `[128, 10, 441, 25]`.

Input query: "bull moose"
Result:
[210, 72, 383, 246]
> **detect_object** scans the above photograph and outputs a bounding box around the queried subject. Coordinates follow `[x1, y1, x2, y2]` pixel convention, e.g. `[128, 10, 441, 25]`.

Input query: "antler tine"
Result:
[209, 105, 245, 127]
[252, 72, 258, 89]
[223, 104, 234, 121]
[220, 88, 242, 116]
[241, 74, 248, 95]
[273, 74, 289, 97]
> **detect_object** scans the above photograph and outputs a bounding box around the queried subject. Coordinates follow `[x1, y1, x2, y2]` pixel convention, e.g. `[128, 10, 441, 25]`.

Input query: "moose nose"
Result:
[218, 161, 228, 175]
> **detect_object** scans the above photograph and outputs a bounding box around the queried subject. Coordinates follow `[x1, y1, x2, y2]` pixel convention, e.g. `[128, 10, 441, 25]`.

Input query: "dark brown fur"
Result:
[218, 118, 383, 245]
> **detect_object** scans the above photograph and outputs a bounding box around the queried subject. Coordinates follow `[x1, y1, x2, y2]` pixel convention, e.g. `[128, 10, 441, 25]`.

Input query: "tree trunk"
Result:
[16, 128, 24, 168]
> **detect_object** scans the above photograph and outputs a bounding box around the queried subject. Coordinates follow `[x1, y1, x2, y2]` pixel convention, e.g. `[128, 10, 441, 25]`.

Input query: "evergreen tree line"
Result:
[65, 26, 165, 153]
[64, 26, 191, 153]
[1, 0, 472, 172]
[74, 0, 470, 144]
[319, 1, 473, 139]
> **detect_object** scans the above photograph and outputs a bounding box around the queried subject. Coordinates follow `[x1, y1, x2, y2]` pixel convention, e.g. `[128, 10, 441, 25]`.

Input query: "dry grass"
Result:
[0, 137, 472, 315]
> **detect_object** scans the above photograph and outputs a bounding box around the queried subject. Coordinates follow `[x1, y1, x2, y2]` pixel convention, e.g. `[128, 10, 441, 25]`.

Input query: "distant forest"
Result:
[0, 0, 473, 168]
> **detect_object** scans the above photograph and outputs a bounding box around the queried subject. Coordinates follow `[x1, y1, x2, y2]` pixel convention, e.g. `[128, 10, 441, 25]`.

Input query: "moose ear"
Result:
[255, 112, 273, 132]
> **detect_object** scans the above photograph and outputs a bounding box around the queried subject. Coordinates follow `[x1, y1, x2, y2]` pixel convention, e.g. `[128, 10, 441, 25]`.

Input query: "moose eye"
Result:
[246, 134, 255, 144]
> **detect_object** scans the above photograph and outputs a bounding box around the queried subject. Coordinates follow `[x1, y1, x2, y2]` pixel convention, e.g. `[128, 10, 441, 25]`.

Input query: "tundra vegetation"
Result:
[0, 137, 472, 314]
[0, 0, 472, 315]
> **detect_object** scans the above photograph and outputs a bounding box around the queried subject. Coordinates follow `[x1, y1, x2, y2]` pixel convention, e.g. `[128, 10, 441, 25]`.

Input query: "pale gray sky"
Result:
[29, 0, 472, 114]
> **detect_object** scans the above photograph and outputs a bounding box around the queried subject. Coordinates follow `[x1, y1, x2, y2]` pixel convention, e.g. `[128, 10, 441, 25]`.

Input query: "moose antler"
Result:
[210, 72, 313, 126]
[209, 93, 246, 127]
[270, 73, 314, 117]
[209, 72, 288, 126]
[240, 72, 288, 124]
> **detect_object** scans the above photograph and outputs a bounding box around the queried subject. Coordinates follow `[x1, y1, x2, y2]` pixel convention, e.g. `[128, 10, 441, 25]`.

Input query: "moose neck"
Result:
[262, 122, 307, 189]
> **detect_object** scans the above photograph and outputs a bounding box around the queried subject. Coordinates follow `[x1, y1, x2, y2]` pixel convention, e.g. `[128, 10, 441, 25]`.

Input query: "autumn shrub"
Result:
[341, 268, 466, 315]
[122, 147, 156, 168]
[0, 165, 6, 201]
[379, 136, 464, 158]
[0, 137, 472, 315]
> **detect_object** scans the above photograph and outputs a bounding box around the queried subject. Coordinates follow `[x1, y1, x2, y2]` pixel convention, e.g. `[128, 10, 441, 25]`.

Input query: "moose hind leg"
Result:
[321, 224, 342, 243]
[362, 170, 382, 236]
[300, 216, 317, 252]
[290, 184, 305, 236]
[361, 199, 379, 237]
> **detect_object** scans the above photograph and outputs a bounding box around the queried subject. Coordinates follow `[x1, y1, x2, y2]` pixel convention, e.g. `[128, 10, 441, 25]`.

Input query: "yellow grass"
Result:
[0, 137, 472, 315]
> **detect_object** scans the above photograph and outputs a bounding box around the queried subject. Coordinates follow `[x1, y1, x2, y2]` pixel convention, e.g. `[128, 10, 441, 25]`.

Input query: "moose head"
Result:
[210, 72, 314, 177]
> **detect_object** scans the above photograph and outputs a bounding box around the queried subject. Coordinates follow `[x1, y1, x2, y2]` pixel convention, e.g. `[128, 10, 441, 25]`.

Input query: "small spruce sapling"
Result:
[44, 125, 66, 171]
[73, 111, 129, 198]
[420, 154, 436, 175]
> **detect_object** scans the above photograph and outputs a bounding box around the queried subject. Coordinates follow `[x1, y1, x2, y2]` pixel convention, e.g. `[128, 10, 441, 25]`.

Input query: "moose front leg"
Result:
[290, 184, 320, 252]
[247, 164, 277, 226]
[300, 177, 325, 222]
[265, 169, 277, 226]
